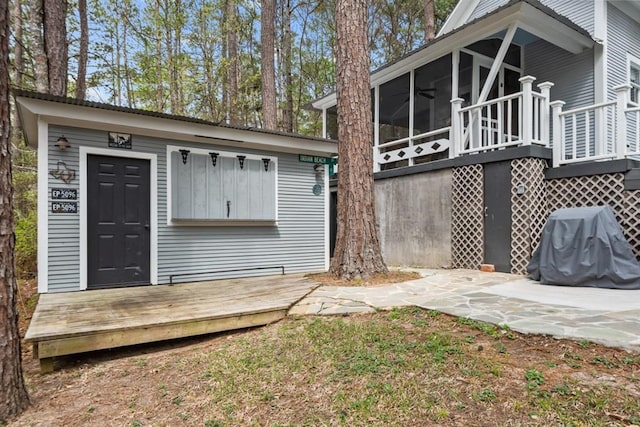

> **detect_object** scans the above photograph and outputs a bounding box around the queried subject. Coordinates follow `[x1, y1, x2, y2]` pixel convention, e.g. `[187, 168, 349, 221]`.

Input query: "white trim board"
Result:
[79, 146, 158, 290]
[37, 119, 49, 293]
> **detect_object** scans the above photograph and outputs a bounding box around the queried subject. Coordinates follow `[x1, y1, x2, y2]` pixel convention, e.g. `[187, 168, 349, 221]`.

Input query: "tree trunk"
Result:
[28, 0, 48, 92]
[75, 0, 87, 99]
[280, 0, 293, 133]
[425, 0, 435, 42]
[226, 0, 240, 126]
[329, 0, 387, 280]
[155, 0, 164, 111]
[10, 0, 23, 143]
[0, 0, 30, 421]
[260, 0, 276, 130]
[43, 0, 67, 96]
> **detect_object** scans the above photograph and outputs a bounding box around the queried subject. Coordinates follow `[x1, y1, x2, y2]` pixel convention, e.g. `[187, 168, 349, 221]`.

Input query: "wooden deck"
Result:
[25, 274, 318, 372]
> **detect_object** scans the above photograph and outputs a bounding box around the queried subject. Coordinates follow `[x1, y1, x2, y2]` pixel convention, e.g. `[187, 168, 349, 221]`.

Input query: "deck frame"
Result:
[25, 274, 318, 372]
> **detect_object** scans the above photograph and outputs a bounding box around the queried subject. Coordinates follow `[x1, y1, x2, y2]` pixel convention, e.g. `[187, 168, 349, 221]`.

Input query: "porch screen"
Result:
[170, 149, 277, 222]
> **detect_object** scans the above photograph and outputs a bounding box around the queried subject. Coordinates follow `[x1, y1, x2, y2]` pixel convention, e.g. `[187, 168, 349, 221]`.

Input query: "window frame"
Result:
[166, 145, 278, 226]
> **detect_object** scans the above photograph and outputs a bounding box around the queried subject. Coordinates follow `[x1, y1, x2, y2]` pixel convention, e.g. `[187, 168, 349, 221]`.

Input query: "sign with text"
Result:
[51, 187, 78, 200]
[51, 201, 78, 214]
[298, 155, 337, 165]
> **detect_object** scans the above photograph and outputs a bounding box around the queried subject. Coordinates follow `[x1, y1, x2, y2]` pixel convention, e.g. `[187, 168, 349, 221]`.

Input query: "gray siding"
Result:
[539, 0, 594, 35]
[468, 0, 508, 21]
[47, 127, 82, 292]
[46, 125, 326, 292]
[607, 3, 640, 99]
[525, 40, 594, 109]
[467, 0, 595, 35]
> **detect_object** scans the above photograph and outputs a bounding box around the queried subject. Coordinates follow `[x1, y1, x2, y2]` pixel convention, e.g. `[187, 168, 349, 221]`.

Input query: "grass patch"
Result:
[15, 308, 640, 426]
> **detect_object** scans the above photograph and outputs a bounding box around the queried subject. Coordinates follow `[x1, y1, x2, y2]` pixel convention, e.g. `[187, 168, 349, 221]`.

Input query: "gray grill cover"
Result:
[527, 206, 640, 289]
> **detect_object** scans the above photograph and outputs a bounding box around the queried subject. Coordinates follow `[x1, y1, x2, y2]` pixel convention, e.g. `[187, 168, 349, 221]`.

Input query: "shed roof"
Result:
[16, 90, 337, 157]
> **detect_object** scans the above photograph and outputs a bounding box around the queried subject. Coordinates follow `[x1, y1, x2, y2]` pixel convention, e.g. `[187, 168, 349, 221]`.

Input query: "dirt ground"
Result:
[9, 276, 640, 427]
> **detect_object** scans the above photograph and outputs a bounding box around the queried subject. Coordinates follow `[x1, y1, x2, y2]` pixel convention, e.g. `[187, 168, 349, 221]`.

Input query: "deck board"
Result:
[25, 274, 318, 370]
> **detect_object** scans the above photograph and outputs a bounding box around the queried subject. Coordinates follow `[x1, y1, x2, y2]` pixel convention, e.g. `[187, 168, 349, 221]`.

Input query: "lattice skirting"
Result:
[451, 165, 484, 269]
[452, 165, 640, 273]
[546, 173, 640, 257]
[510, 158, 547, 274]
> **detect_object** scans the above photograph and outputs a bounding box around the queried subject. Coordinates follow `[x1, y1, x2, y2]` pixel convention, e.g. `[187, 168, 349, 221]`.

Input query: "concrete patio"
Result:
[290, 269, 640, 353]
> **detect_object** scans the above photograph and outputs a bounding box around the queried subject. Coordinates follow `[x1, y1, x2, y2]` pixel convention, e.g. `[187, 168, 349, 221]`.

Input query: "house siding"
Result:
[46, 125, 326, 292]
[607, 2, 640, 99]
[467, 0, 594, 33]
[539, 0, 594, 36]
[524, 40, 594, 110]
[468, 0, 509, 21]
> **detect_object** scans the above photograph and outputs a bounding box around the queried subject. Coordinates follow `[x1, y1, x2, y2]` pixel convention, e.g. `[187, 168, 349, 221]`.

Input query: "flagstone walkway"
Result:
[290, 269, 640, 352]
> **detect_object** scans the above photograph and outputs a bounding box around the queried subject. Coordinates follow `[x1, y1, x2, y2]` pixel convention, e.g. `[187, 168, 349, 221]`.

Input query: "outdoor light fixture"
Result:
[209, 152, 219, 167]
[179, 149, 190, 164]
[237, 155, 246, 169]
[262, 158, 270, 172]
[54, 135, 71, 150]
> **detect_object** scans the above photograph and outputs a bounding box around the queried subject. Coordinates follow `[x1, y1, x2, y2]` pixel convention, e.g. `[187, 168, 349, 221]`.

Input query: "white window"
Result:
[630, 55, 640, 104]
[167, 145, 277, 223]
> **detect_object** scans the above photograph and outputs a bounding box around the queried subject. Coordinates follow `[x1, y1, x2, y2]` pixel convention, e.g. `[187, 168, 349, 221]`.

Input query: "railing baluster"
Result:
[585, 110, 591, 156]
[498, 100, 503, 146]
[507, 99, 512, 144]
[571, 113, 578, 160]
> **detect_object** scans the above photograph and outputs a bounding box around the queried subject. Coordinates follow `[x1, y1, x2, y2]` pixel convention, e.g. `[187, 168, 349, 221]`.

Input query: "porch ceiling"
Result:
[311, 0, 595, 111]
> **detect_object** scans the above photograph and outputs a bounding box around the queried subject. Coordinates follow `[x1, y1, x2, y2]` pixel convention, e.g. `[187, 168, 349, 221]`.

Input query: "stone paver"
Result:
[290, 269, 640, 352]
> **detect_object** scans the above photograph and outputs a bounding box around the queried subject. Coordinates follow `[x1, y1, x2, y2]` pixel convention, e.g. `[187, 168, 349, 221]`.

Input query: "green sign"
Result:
[298, 154, 337, 165]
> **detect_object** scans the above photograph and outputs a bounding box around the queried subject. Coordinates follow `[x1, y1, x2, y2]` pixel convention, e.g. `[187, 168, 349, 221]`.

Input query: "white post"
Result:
[550, 100, 565, 167]
[373, 85, 380, 172]
[537, 82, 554, 147]
[520, 75, 536, 145]
[408, 69, 415, 166]
[614, 84, 631, 159]
[450, 98, 464, 159]
[322, 108, 327, 138]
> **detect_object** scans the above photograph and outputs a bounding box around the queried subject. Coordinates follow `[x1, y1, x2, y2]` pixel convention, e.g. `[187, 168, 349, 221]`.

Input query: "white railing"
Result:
[450, 76, 553, 156]
[626, 104, 640, 157]
[375, 126, 450, 168]
[552, 84, 638, 167]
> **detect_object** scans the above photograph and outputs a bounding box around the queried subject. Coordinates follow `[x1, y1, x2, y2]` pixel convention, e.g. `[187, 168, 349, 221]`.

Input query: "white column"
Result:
[537, 81, 554, 147]
[322, 108, 327, 138]
[374, 85, 380, 172]
[614, 84, 631, 159]
[450, 98, 464, 158]
[451, 49, 460, 100]
[408, 69, 415, 166]
[550, 100, 565, 167]
[520, 76, 536, 145]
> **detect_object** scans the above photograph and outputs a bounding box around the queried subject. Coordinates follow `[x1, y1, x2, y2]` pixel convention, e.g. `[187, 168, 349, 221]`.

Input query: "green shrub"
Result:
[15, 208, 37, 277]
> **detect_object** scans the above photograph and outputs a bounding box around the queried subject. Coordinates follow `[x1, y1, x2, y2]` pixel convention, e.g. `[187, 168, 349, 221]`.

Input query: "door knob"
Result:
[145, 224, 150, 230]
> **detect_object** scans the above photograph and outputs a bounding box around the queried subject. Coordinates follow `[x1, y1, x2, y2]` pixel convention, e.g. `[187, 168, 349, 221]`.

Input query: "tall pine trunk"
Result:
[29, 0, 47, 92]
[260, 0, 276, 130]
[75, 0, 87, 99]
[330, 0, 387, 279]
[10, 0, 23, 143]
[425, 0, 435, 42]
[154, 0, 164, 111]
[43, 0, 67, 96]
[226, 0, 239, 126]
[0, 0, 30, 420]
[280, 0, 293, 133]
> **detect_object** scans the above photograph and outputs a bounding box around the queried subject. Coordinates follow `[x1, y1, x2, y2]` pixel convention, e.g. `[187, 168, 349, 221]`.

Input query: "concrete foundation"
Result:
[375, 168, 452, 268]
